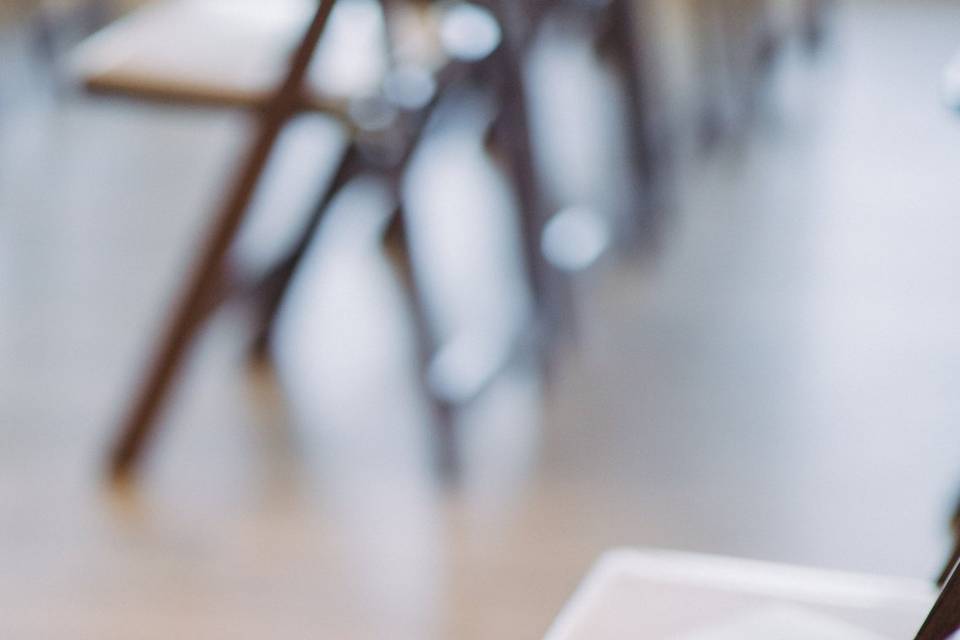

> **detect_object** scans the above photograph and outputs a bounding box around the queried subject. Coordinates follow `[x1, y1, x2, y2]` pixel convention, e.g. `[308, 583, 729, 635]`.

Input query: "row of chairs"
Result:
[67, 0, 828, 479]
[68, 0, 557, 480]
[20, 0, 828, 480]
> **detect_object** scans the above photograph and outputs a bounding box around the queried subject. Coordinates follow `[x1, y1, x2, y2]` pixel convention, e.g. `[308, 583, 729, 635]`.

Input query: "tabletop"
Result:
[545, 549, 937, 640]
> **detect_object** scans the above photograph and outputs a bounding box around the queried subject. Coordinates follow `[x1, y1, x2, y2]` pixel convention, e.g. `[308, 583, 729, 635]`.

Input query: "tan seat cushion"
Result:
[70, 0, 392, 114]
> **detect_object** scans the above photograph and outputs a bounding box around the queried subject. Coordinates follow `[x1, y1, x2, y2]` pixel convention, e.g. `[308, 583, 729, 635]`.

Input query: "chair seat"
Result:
[69, 0, 395, 114]
[546, 549, 936, 640]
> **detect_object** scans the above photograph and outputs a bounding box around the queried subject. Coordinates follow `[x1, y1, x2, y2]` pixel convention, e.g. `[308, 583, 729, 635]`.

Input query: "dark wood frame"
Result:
[108, 0, 340, 479]
[915, 557, 960, 639]
[103, 0, 551, 481]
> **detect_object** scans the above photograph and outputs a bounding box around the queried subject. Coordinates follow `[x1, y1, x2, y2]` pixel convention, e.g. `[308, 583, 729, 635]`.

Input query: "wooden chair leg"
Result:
[381, 206, 459, 478]
[914, 559, 960, 639]
[919, 491, 960, 637]
[249, 145, 360, 359]
[939, 544, 960, 588]
[605, 0, 664, 219]
[803, 0, 830, 51]
[486, 39, 552, 327]
[108, 0, 339, 481]
[251, 54, 461, 358]
[487, 21, 584, 355]
[937, 496, 960, 586]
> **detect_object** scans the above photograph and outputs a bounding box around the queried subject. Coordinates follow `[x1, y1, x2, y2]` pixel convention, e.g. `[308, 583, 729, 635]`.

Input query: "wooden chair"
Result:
[75, 0, 344, 479]
[73, 0, 560, 480]
[594, 0, 830, 216]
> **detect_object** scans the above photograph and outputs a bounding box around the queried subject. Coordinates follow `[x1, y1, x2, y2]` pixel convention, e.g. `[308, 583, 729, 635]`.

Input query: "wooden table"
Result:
[545, 549, 936, 639]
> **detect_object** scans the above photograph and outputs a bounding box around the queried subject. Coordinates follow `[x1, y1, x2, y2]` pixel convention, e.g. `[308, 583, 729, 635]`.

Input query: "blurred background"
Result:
[3, 0, 960, 637]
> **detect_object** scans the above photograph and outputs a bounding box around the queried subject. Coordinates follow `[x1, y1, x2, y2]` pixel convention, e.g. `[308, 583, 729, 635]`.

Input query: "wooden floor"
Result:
[4, 2, 960, 638]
